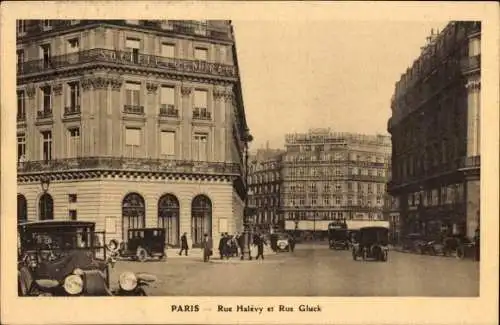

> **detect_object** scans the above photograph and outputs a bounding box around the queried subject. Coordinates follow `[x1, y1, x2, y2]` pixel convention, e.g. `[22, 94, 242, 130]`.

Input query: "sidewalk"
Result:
[166, 246, 277, 259]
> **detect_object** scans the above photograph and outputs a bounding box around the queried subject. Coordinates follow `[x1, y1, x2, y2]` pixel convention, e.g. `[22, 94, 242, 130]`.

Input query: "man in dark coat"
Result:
[202, 233, 213, 262]
[179, 232, 189, 256]
[255, 234, 266, 260]
[218, 233, 227, 260]
[288, 233, 296, 252]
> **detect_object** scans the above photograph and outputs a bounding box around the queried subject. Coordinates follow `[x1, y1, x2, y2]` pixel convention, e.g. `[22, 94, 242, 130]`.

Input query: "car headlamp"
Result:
[119, 271, 138, 291]
[63, 274, 84, 295]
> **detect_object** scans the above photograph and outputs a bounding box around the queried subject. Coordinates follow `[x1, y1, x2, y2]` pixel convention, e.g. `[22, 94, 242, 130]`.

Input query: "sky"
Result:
[232, 21, 448, 150]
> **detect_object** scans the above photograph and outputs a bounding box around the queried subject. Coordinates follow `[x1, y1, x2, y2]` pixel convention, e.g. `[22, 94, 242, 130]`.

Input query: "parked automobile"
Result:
[108, 228, 166, 262]
[401, 233, 430, 254]
[352, 226, 389, 262]
[428, 234, 476, 259]
[17, 220, 155, 296]
[328, 224, 350, 250]
[274, 233, 290, 252]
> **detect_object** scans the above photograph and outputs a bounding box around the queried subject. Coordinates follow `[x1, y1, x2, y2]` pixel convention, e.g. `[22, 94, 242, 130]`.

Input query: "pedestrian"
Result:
[255, 233, 266, 260]
[179, 232, 189, 256]
[288, 233, 296, 252]
[202, 233, 213, 262]
[218, 233, 226, 260]
[473, 228, 480, 261]
[230, 235, 238, 257]
[237, 232, 246, 260]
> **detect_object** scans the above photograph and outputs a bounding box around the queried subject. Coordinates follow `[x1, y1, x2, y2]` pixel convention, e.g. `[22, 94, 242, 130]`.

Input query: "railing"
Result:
[159, 105, 178, 118]
[460, 155, 480, 169]
[17, 157, 242, 175]
[193, 109, 212, 120]
[17, 113, 26, 122]
[17, 20, 232, 41]
[17, 48, 238, 79]
[349, 175, 387, 182]
[124, 105, 144, 115]
[37, 110, 52, 119]
[64, 106, 81, 116]
[460, 55, 480, 73]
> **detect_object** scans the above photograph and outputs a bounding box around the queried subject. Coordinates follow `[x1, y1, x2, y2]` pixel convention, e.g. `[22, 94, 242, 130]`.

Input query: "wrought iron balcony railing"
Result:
[124, 105, 144, 115]
[64, 105, 81, 116]
[159, 104, 179, 117]
[17, 48, 238, 79]
[37, 110, 52, 119]
[17, 157, 242, 176]
[460, 55, 481, 74]
[193, 109, 212, 120]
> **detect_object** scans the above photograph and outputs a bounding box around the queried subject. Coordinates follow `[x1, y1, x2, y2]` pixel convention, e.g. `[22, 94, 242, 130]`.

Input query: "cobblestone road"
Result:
[109, 244, 479, 296]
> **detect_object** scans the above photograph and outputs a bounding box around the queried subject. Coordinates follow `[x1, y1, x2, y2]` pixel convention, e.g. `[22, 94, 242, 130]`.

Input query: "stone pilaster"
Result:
[466, 79, 480, 157]
[52, 82, 63, 159]
[181, 85, 192, 160]
[465, 178, 480, 239]
[91, 76, 110, 156]
[146, 81, 159, 158]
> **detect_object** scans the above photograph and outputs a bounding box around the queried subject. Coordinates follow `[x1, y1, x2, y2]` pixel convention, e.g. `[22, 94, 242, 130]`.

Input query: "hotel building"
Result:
[16, 19, 251, 247]
[387, 22, 481, 240]
[281, 129, 391, 237]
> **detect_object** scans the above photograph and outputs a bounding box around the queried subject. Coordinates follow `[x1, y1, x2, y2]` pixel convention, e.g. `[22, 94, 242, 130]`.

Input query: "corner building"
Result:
[387, 22, 480, 240]
[16, 20, 251, 248]
[281, 129, 391, 237]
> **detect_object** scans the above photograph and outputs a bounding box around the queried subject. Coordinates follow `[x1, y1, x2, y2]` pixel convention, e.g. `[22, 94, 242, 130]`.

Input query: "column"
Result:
[109, 77, 123, 157]
[52, 82, 63, 159]
[466, 79, 480, 157]
[26, 84, 37, 160]
[91, 76, 110, 156]
[80, 77, 93, 156]
[146, 81, 159, 157]
[465, 178, 480, 239]
[181, 85, 192, 160]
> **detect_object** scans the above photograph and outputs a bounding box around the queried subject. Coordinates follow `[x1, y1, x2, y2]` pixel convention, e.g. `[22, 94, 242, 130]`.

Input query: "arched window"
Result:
[191, 195, 212, 247]
[38, 193, 53, 220]
[122, 193, 145, 241]
[158, 194, 180, 247]
[17, 194, 27, 223]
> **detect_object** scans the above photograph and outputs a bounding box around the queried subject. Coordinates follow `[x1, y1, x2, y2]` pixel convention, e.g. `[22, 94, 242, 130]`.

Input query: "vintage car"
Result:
[108, 228, 166, 262]
[328, 223, 350, 250]
[274, 233, 290, 252]
[427, 234, 476, 259]
[352, 226, 389, 262]
[17, 220, 155, 296]
[401, 233, 430, 253]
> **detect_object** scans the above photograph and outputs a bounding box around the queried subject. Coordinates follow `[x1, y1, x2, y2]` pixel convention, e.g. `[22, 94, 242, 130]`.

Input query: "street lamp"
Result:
[242, 129, 253, 260]
[40, 174, 50, 220]
[418, 185, 424, 235]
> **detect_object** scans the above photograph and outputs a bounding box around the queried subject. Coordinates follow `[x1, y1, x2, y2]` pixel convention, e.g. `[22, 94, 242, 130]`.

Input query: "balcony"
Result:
[159, 105, 179, 118]
[17, 48, 238, 80]
[459, 155, 480, 169]
[123, 105, 144, 115]
[64, 105, 81, 116]
[193, 108, 212, 120]
[37, 109, 52, 119]
[460, 55, 480, 74]
[17, 157, 241, 176]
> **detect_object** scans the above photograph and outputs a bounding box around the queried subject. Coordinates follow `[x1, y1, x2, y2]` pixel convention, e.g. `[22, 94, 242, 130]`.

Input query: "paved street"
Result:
[109, 244, 479, 297]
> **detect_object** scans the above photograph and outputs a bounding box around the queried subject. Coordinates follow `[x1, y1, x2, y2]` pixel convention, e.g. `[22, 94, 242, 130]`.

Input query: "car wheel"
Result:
[137, 247, 148, 262]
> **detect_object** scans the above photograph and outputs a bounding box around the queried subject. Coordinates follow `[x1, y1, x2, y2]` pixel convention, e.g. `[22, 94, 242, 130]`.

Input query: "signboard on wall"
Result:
[105, 216, 117, 234]
[219, 218, 228, 233]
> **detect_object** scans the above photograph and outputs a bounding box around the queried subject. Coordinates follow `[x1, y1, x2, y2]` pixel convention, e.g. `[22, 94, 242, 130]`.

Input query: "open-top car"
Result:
[328, 223, 349, 250]
[108, 228, 166, 262]
[18, 220, 156, 296]
[274, 233, 290, 252]
[352, 226, 389, 262]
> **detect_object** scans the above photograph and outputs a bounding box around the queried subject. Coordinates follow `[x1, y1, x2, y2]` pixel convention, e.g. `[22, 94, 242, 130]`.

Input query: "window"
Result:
[68, 194, 78, 203]
[194, 47, 208, 61]
[335, 183, 342, 192]
[219, 46, 227, 63]
[67, 82, 80, 111]
[42, 85, 52, 112]
[335, 196, 341, 205]
[160, 131, 176, 156]
[17, 20, 26, 34]
[126, 38, 140, 63]
[17, 90, 25, 120]
[41, 131, 52, 161]
[125, 128, 141, 146]
[161, 43, 175, 58]
[69, 210, 77, 220]
[67, 128, 81, 158]
[193, 20, 208, 36]
[193, 90, 209, 119]
[17, 50, 24, 70]
[67, 38, 80, 54]
[125, 82, 141, 108]
[17, 133, 26, 162]
[40, 44, 51, 68]
[160, 86, 175, 111]
[367, 184, 373, 193]
[192, 133, 208, 161]
[42, 20, 52, 29]
[376, 197, 382, 205]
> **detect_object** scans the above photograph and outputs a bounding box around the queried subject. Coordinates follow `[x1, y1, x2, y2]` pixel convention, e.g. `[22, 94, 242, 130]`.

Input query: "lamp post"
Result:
[40, 174, 50, 220]
[242, 129, 253, 260]
[418, 185, 424, 235]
